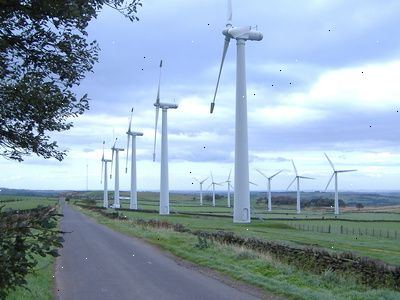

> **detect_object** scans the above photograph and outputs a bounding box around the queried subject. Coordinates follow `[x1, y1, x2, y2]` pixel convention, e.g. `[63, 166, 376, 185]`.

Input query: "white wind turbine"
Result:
[207, 172, 223, 207]
[324, 153, 357, 215]
[125, 108, 143, 210]
[153, 60, 178, 215]
[287, 160, 314, 214]
[256, 169, 283, 211]
[193, 177, 209, 206]
[223, 170, 233, 208]
[110, 138, 124, 209]
[100, 141, 112, 208]
[210, 0, 263, 223]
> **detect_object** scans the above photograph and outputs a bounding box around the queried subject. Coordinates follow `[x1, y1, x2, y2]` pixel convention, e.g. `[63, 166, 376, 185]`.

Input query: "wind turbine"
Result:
[153, 60, 178, 215]
[207, 172, 223, 207]
[110, 138, 124, 209]
[125, 108, 143, 210]
[100, 141, 112, 208]
[256, 169, 283, 211]
[287, 160, 314, 214]
[224, 170, 233, 208]
[324, 153, 357, 215]
[210, 0, 263, 223]
[193, 177, 209, 205]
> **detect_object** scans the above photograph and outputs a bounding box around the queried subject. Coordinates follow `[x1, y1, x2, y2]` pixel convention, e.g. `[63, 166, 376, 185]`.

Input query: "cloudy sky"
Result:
[1, 0, 400, 192]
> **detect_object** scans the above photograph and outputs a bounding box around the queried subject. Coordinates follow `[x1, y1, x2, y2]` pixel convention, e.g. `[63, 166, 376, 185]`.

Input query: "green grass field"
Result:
[74, 203, 400, 299]
[87, 192, 400, 265]
[2, 196, 58, 300]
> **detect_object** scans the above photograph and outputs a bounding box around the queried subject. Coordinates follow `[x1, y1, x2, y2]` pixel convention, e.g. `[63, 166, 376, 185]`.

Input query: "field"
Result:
[73, 193, 400, 299]
[1, 196, 58, 300]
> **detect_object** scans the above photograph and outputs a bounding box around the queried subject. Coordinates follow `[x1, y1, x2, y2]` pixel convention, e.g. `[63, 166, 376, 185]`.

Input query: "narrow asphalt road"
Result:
[55, 204, 263, 300]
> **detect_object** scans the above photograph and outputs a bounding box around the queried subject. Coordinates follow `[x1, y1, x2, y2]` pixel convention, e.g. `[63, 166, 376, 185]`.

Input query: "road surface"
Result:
[56, 204, 265, 300]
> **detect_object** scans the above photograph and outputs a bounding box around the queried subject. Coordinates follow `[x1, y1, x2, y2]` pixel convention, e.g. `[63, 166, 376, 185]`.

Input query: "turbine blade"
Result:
[206, 183, 213, 191]
[125, 134, 130, 173]
[256, 168, 268, 179]
[211, 171, 214, 183]
[337, 169, 357, 173]
[270, 170, 283, 179]
[128, 107, 133, 132]
[100, 160, 104, 184]
[101, 140, 105, 161]
[153, 107, 159, 162]
[110, 149, 114, 179]
[210, 37, 230, 113]
[156, 60, 162, 105]
[299, 176, 314, 180]
[287, 177, 296, 190]
[324, 173, 335, 192]
[249, 181, 258, 186]
[201, 177, 209, 184]
[227, 169, 232, 181]
[227, 0, 232, 23]
[292, 160, 298, 176]
[324, 153, 336, 171]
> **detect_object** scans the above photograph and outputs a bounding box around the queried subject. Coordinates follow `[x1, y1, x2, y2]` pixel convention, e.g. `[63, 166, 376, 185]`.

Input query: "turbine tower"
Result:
[125, 108, 143, 210]
[256, 169, 283, 211]
[287, 160, 314, 214]
[153, 60, 178, 215]
[194, 177, 208, 205]
[110, 138, 124, 209]
[210, 0, 263, 223]
[100, 141, 112, 208]
[324, 153, 357, 215]
[224, 170, 233, 208]
[207, 172, 222, 207]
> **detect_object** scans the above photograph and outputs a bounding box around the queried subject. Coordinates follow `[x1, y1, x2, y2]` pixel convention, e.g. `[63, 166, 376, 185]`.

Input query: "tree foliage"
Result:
[0, 0, 141, 161]
[0, 205, 63, 298]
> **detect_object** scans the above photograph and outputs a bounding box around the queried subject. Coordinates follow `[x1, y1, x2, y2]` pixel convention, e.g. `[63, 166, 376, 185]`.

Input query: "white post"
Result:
[334, 172, 339, 215]
[296, 177, 300, 214]
[212, 184, 216, 207]
[267, 179, 272, 212]
[200, 183, 203, 205]
[227, 183, 231, 207]
[103, 162, 108, 208]
[130, 136, 138, 210]
[160, 108, 169, 215]
[114, 151, 120, 209]
[233, 39, 250, 223]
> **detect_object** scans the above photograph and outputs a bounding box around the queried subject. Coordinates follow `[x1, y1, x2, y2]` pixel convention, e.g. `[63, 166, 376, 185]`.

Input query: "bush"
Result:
[0, 206, 63, 298]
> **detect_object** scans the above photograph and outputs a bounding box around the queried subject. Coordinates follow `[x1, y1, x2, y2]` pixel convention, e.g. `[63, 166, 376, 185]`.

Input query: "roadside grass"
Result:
[6, 255, 55, 300]
[84, 198, 400, 265]
[74, 204, 400, 300]
[3, 197, 59, 300]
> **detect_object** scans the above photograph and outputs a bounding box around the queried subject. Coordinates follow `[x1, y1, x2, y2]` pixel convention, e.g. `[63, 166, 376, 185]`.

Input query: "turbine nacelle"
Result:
[126, 130, 144, 137]
[154, 102, 179, 110]
[223, 26, 263, 41]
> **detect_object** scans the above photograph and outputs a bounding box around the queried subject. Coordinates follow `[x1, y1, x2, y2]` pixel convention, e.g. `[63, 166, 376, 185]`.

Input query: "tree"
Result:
[0, 0, 142, 161]
[355, 203, 364, 210]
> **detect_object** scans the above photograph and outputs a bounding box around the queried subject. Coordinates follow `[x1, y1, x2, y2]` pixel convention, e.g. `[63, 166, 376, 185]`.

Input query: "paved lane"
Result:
[56, 204, 262, 300]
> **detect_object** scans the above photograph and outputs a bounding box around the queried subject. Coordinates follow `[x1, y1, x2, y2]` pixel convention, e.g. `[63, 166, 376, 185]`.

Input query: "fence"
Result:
[290, 223, 400, 240]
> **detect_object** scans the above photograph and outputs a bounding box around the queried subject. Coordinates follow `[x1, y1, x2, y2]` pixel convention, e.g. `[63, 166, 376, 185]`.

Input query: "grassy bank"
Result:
[74, 204, 400, 299]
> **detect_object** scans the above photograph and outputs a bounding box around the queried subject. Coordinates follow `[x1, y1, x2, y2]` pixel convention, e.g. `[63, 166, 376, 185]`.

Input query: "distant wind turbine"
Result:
[125, 108, 143, 210]
[110, 138, 124, 209]
[223, 170, 233, 208]
[153, 60, 178, 215]
[324, 153, 357, 215]
[207, 172, 223, 207]
[210, 0, 263, 223]
[287, 160, 314, 214]
[193, 176, 209, 206]
[256, 169, 283, 211]
[100, 141, 112, 208]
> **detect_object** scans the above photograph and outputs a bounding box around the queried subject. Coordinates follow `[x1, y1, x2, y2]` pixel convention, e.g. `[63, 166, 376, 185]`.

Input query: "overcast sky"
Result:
[1, 0, 400, 192]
